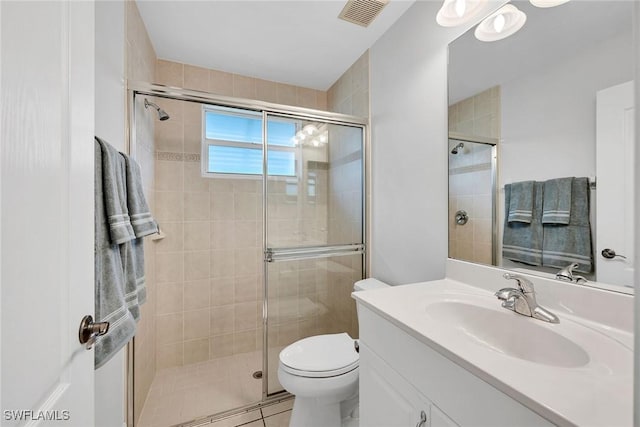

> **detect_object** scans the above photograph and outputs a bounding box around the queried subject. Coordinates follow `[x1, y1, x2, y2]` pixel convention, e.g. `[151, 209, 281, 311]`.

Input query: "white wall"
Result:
[369, 1, 501, 285]
[633, 3, 640, 424]
[95, 1, 127, 427]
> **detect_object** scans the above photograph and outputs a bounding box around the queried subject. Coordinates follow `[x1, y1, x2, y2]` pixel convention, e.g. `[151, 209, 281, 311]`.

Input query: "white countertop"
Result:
[353, 279, 633, 427]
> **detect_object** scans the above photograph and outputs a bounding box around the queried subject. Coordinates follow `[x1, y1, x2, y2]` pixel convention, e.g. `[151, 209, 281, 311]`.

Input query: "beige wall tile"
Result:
[211, 305, 234, 335]
[211, 220, 235, 249]
[211, 192, 235, 220]
[184, 222, 210, 251]
[183, 122, 202, 155]
[211, 250, 235, 278]
[256, 79, 278, 103]
[184, 192, 210, 221]
[157, 342, 183, 370]
[155, 191, 184, 221]
[209, 69, 234, 96]
[184, 308, 210, 340]
[157, 313, 184, 345]
[155, 160, 183, 192]
[157, 282, 184, 315]
[156, 121, 183, 152]
[183, 338, 210, 365]
[156, 252, 184, 283]
[234, 193, 257, 220]
[276, 83, 297, 105]
[155, 222, 183, 253]
[211, 278, 235, 307]
[184, 250, 210, 281]
[234, 302, 258, 332]
[184, 64, 209, 92]
[232, 74, 256, 99]
[184, 162, 208, 192]
[156, 59, 183, 87]
[233, 330, 257, 354]
[296, 87, 317, 109]
[234, 275, 258, 303]
[234, 248, 260, 277]
[234, 221, 257, 248]
[210, 333, 234, 358]
[184, 279, 210, 310]
[210, 179, 234, 193]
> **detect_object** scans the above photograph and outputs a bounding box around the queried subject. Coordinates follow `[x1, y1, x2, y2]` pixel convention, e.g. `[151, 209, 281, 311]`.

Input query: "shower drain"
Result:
[252, 371, 263, 379]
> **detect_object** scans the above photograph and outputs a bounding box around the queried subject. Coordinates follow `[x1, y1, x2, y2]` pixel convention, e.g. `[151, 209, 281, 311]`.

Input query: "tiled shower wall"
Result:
[326, 51, 369, 338]
[448, 86, 500, 265]
[152, 60, 334, 369]
[126, 2, 157, 424]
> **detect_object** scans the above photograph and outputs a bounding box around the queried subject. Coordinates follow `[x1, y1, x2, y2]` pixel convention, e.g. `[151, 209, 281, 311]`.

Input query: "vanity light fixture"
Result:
[436, 0, 488, 27]
[474, 4, 527, 42]
[292, 125, 328, 147]
[529, 0, 570, 8]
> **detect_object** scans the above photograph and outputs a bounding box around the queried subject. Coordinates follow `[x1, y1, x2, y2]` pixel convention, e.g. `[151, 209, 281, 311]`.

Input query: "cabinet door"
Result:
[431, 404, 460, 427]
[360, 343, 430, 427]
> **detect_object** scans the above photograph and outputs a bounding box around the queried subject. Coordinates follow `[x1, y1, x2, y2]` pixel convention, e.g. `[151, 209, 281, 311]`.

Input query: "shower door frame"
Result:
[126, 81, 369, 426]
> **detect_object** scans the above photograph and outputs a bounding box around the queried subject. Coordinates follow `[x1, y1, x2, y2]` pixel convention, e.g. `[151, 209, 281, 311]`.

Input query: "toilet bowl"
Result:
[278, 278, 389, 427]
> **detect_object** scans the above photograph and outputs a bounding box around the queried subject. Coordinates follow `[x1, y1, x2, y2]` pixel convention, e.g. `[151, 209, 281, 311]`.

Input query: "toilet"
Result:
[278, 279, 389, 427]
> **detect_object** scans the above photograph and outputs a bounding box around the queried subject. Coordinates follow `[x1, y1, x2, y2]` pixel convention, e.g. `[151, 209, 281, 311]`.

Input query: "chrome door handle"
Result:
[416, 410, 427, 427]
[79, 315, 109, 350]
[601, 248, 627, 259]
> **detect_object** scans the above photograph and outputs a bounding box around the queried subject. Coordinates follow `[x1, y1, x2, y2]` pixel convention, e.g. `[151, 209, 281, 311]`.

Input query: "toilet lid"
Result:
[279, 333, 359, 378]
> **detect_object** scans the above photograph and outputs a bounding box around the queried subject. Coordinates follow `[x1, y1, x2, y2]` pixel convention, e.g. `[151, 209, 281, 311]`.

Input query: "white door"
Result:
[1, 1, 95, 425]
[596, 81, 635, 288]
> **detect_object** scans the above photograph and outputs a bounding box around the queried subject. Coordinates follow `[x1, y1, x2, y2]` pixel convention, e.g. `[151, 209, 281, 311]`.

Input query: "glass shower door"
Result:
[263, 114, 365, 395]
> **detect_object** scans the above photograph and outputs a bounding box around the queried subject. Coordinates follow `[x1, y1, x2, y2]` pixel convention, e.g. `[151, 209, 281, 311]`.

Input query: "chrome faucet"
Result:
[555, 263, 587, 284]
[495, 273, 559, 323]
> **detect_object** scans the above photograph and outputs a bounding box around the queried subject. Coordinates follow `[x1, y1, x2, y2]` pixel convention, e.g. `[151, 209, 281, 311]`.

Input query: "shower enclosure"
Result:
[129, 83, 366, 426]
[448, 137, 497, 266]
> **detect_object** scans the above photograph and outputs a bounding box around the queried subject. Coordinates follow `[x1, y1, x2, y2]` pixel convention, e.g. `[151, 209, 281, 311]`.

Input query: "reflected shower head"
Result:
[144, 98, 170, 121]
[451, 142, 464, 154]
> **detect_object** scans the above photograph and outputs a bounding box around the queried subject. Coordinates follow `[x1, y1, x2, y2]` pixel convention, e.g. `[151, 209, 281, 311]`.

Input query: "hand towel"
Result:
[542, 177, 573, 224]
[502, 182, 544, 266]
[542, 177, 593, 273]
[96, 137, 135, 244]
[122, 153, 158, 238]
[94, 139, 138, 369]
[507, 180, 535, 223]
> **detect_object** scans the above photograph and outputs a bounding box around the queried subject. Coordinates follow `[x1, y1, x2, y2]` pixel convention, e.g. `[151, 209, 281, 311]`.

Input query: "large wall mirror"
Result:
[448, 0, 634, 293]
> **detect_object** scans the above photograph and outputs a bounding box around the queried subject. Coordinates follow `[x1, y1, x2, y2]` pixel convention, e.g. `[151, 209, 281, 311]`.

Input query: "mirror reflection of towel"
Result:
[503, 182, 543, 266]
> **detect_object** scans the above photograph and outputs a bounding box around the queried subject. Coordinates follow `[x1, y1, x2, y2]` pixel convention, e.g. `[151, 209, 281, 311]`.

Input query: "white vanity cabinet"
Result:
[360, 342, 458, 427]
[357, 304, 555, 427]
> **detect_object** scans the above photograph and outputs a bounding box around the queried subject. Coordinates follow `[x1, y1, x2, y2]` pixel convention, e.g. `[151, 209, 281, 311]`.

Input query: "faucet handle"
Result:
[503, 273, 535, 294]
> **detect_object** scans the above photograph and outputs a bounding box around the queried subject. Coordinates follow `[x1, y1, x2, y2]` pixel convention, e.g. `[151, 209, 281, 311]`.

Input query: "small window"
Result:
[202, 106, 297, 177]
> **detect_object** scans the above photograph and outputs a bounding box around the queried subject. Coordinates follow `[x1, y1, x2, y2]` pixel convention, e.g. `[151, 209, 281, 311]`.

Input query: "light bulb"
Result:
[303, 124, 317, 136]
[454, 0, 466, 17]
[493, 13, 505, 33]
[296, 131, 306, 140]
[319, 134, 327, 143]
[313, 139, 320, 147]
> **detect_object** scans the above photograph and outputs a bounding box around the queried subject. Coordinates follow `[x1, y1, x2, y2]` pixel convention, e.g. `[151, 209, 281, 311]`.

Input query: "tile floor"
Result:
[138, 351, 266, 427]
[206, 400, 293, 427]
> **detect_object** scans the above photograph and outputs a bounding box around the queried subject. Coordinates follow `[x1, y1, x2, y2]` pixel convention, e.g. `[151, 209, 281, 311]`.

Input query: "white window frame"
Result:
[200, 105, 300, 179]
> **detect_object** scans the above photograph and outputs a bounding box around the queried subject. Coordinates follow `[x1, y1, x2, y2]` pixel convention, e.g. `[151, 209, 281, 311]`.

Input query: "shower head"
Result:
[144, 98, 170, 121]
[451, 142, 464, 154]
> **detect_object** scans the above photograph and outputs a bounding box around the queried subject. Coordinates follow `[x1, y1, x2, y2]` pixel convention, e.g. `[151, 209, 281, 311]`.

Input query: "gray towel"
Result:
[121, 153, 155, 318]
[507, 181, 535, 223]
[542, 177, 593, 273]
[122, 153, 158, 238]
[96, 137, 135, 244]
[94, 139, 138, 369]
[542, 177, 572, 224]
[502, 182, 544, 266]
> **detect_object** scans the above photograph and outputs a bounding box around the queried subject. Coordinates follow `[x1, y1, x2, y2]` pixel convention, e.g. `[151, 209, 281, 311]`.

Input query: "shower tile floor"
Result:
[138, 351, 267, 427]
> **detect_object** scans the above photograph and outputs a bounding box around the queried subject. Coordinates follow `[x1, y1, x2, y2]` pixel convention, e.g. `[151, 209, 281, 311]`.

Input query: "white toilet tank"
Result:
[353, 278, 389, 292]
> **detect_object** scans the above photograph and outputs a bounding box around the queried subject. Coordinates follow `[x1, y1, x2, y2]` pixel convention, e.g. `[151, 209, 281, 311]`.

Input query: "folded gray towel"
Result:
[94, 139, 138, 369]
[120, 238, 146, 321]
[542, 177, 573, 224]
[122, 153, 158, 238]
[96, 137, 135, 244]
[507, 181, 535, 223]
[542, 177, 593, 273]
[503, 182, 544, 266]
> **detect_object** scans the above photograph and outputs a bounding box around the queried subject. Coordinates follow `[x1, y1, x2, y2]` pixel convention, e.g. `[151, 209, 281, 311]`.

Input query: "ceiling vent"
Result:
[338, 0, 389, 28]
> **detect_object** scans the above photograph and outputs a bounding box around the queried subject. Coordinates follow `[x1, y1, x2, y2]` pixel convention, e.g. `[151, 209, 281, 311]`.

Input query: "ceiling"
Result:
[136, 0, 416, 91]
[448, 0, 633, 104]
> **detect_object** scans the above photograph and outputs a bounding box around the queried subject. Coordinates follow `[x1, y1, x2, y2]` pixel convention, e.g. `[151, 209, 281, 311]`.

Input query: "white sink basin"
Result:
[425, 301, 590, 368]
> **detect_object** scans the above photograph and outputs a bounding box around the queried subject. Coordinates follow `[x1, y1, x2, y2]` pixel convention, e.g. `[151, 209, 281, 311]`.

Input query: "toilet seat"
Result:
[279, 333, 359, 378]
